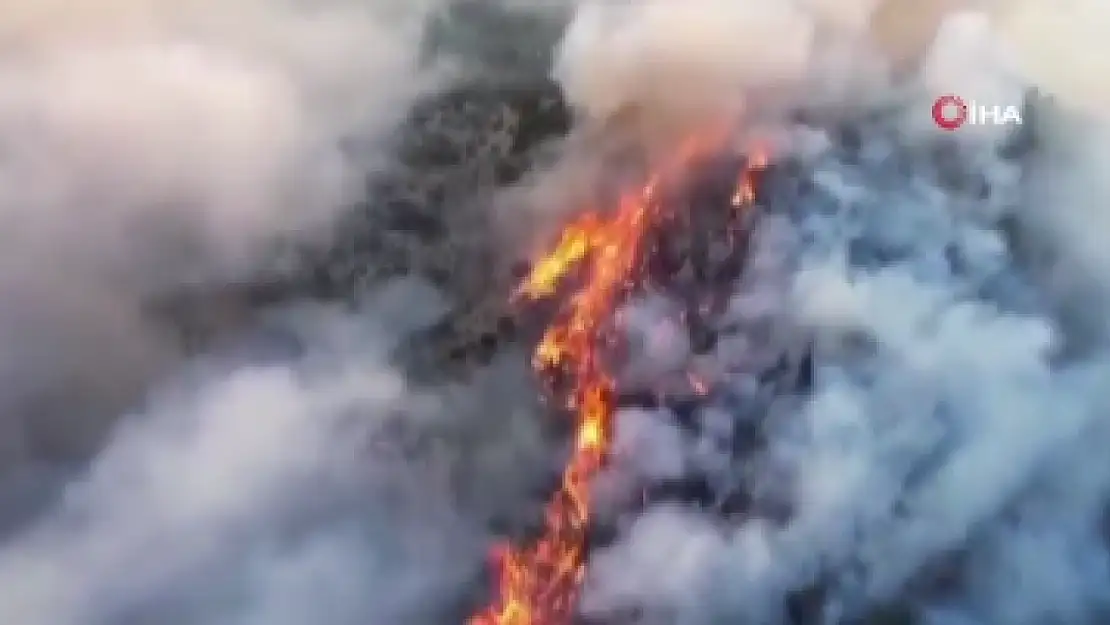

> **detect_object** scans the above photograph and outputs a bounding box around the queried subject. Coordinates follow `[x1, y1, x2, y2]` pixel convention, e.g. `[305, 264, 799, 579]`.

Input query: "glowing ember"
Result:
[470, 137, 766, 625]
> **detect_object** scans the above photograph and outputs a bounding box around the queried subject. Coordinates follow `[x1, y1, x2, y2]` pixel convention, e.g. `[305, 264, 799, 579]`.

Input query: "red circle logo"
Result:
[932, 95, 967, 130]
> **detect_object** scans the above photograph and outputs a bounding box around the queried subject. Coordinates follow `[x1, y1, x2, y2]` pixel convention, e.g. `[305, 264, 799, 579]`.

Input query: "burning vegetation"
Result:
[10, 2, 1110, 625]
[468, 132, 769, 625]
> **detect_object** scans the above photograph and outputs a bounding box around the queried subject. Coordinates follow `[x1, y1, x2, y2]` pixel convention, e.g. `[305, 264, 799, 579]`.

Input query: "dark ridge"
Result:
[157, 73, 571, 367]
[421, 0, 567, 81]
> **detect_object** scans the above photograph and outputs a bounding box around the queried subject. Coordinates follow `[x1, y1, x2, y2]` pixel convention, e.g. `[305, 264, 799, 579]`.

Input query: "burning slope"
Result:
[468, 135, 766, 625]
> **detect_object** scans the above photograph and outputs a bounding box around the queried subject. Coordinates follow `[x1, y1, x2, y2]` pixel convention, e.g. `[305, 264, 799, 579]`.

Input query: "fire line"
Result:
[469, 135, 764, 625]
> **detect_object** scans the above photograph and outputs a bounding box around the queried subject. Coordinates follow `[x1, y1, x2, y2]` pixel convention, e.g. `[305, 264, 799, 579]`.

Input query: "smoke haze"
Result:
[550, 1, 1110, 624]
[0, 2, 487, 623]
[0, 0, 439, 469]
[4, 1, 1110, 625]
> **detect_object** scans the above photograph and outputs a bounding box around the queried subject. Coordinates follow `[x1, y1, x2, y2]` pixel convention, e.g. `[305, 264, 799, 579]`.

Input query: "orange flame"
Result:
[470, 136, 765, 625]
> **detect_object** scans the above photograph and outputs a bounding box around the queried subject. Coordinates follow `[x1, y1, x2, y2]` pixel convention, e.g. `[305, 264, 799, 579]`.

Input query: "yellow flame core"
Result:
[469, 137, 764, 625]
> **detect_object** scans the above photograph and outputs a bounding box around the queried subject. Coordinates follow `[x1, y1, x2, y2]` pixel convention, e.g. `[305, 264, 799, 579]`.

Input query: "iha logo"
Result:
[932, 94, 1023, 130]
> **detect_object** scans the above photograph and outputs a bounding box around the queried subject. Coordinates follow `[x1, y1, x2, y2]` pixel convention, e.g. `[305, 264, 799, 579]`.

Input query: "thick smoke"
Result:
[0, 1, 547, 624]
[553, 0, 813, 137]
[548, 1, 1110, 624]
[0, 282, 490, 625]
[6, 1, 1110, 625]
[0, 0, 441, 471]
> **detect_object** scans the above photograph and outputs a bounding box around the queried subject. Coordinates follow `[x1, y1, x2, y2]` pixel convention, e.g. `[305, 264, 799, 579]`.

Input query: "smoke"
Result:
[552, 0, 814, 142]
[0, 0, 442, 471]
[546, 0, 1110, 623]
[7, 0, 1110, 624]
[0, 2, 564, 624]
[0, 283, 492, 625]
[997, 0, 1110, 116]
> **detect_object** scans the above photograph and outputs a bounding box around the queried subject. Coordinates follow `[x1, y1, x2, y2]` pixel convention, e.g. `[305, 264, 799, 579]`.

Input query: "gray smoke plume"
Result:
[544, 1, 1110, 624]
[0, 1, 562, 624]
[6, 1, 1110, 625]
[0, 282, 482, 625]
[0, 0, 443, 472]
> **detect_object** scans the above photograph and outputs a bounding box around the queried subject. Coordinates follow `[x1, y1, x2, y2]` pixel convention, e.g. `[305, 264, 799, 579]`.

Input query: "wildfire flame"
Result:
[469, 136, 766, 625]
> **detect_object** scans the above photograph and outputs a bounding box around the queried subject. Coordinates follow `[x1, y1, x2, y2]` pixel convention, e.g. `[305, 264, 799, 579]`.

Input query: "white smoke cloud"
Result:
[552, 0, 815, 137]
[0, 2, 561, 623]
[0, 0, 443, 471]
[995, 0, 1110, 117]
[9, 0, 1110, 624]
[0, 288, 485, 625]
[546, 0, 1110, 623]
